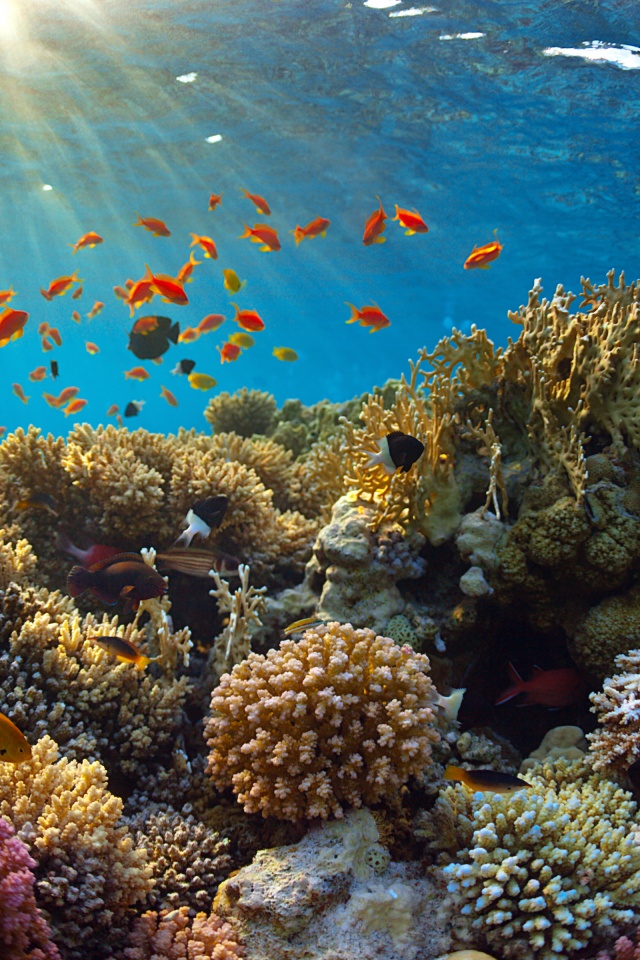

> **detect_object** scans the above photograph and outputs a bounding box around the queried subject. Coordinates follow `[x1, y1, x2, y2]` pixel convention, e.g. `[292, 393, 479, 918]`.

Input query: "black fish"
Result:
[173, 495, 228, 547]
[50, 360, 59, 379]
[124, 401, 145, 418]
[67, 552, 166, 607]
[171, 358, 196, 376]
[365, 430, 425, 475]
[128, 316, 180, 360]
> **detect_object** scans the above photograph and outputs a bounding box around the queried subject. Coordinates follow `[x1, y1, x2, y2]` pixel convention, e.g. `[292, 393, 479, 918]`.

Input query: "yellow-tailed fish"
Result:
[273, 347, 298, 362]
[283, 616, 327, 637]
[223, 269, 246, 294]
[90, 635, 161, 670]
[444, 765, 530, 796]
[0, 711, 32, 763]
[228, 332, 255, 348]
[188, 372, 217, 391]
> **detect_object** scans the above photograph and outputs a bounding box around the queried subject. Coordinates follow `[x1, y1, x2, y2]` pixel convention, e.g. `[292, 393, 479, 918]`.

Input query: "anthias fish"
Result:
[291, 217, 330, 246]
[128, 316, 180, 360]
[174, 495, 228, 548]
[392, 205, 429, 235]
[208, 193, 222, 211]
[464, 232, 503, 270]
[90, 635, 160, 670]
[495, 662, 585, 708]
[232, 304, 265, 332]
[160, 385, 179, 407]
[134, 214, 171, 237]
[239, 223, 281, 252]
[241, 189, 271, 215]
[70, 231, 103, 253]
[190, 233, 218, 259]
[218, 341, 241, 363]
[0, 307, 28, 346]
[363, 197, 387, 246]
[364, 431, 425, 475]
[444, 765, 530, 796]
[67, 552, 166, 606]
[198, 314, 226, 333]
[156, 547, 240, 578]
[0, 711, 32, 763]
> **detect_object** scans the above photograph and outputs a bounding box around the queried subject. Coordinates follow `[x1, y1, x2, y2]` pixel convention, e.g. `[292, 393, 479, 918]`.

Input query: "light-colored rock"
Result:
[456, 510, 507, 572]
[520, 725, 587, 773]
[459, 566, 493, 597]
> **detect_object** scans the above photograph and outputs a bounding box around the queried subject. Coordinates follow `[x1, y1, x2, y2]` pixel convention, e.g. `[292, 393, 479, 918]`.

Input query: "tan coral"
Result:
[589, 647, 640, 773]
[112, 905, 244, 960]
[0, 537, 38, 589]
[209, 564, 267, 677]
[204, 386, 276, 438]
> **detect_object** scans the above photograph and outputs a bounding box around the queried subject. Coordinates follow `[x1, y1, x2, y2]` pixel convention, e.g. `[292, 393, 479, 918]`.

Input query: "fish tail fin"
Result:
[404, 228, 415, 236]
[291, 227, 304, 246]
[189, 233, 198, 247]
[69, 243, 77, 253]
[345, 303, 359, 324]
[443, 765, 465, 783]
[495, 662, 524, 705]
[168, 322, 180, 344]
[392, 204, 401, 221]
[373, 236, 386, 244]
[238, 224, 252, 239]
[55, 530, 80, 560]
[67, 565, 91, 597]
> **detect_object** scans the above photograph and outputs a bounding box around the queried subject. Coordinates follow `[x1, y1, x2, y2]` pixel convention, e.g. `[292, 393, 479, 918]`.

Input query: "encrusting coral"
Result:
[205, 621, 440, 820]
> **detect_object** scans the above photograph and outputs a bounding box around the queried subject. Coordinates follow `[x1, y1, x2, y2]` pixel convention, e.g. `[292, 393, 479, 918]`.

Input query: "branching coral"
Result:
[588, 647, 640, 773]
[441, 758, 640, 959]
[205, 621, 440, 820]
[208, 564, 267, 677]
[108, 905, 244, 960]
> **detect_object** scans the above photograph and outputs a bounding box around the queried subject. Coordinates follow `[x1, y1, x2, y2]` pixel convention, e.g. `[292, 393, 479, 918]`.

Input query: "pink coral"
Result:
[0, 815, 60, 960]
[112, 906, 244, 959]
[597, 928, 640, 959]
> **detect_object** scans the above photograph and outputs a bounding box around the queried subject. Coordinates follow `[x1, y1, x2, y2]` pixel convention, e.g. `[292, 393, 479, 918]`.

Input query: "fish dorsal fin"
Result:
[386, 430, 405, 441]
[507, 661, 523, 684]
[531, 665, 545, 675]
[88, 552, 145, 572]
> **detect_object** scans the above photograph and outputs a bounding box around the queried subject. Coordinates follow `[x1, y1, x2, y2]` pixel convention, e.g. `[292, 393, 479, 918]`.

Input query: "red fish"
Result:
[40, 270, 81, 300]
[70, 231, 103, 253]
[113, 284, 129, 301]
[217, 341, 241, 363]
[198, 313, 225, 334]
[134, 214, 171, 237]
[232, 304, 265, 332]
[0, 287, 16, 305]
[106, 404, 119, 417]
[72, 311, 81, 323]
[495, 663, 585, 708]
[160, 385, 179, 407]
[208, 193, 222, 211]
[12, 383, 28, 404]
[29, 366, 47, 382]
[239, 223, 281, 252]
[0, 308, 28, 346]
[363, 197, 387, 246]
[464, 232, 503, 270]
[86, 300, 104, 319]
[124, 366, 150, 381]
[292, 217, 330, 246]
[177, 251, 201, 284]
[190, 233, 218, 260]
[345, 302, 390, 333]
[63, 398, 88, 417]
[177, 326, 200, 344]
[125, 277, 155, 317]
[67, 551, 166, 608]
[145, 265, 188, 305]
[392, 205, 429, 235]
[48, 327, 63, 347]
[71, 285, 84, 300]
[86, 342, 100, 355]
[56, 532, 124, 567]
[242, 189, 271, 215]
[53, 386, 80, 407]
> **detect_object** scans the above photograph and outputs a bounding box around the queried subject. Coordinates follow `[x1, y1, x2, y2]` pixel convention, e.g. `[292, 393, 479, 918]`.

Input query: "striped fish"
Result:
[156, 547, 240, 579]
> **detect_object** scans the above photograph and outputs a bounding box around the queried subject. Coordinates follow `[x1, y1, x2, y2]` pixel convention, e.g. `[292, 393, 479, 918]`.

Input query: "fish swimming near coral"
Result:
[67, 552, 166, 608]
[430, 687, 466, 723]
[495, 662, 585, 708]
[173, 496, 228, 548]
[282, 616, 328, 637]
[128, 315, 180, 360]
[444, 765, 530, 796]
[124, 400, 145, 418]
[90, 635, 161, 670]
[14, 492, 58, 516]
[56, 531, 124, 567]
[364, 431, 425, 475]
[172, 358, 196, 376]
[156, 547, 240, 578]
[0, 711, 32, 763]
[463, 231, 503, 270]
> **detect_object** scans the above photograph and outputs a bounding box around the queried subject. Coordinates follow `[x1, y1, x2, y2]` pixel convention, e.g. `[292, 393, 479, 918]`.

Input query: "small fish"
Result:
[241, 189, 271, 215]
[0, 712, 32, 763]
[208, 193, 222, 211]
[229, 332, 255, 349]
[86, 300, 104, 320]
[464, 231, 503, 270]
[232, 303, 265, 332]
[40, 270, 81, 300]
[124, 400, 145, 417]
[106, 404, 119, 417]
[72, 310, 82, 323]
[173, 496, 228, 548]
[156, 546, 240, 578]
[218, 341, 241, 363]
[86, 342, 100, 355]
[177, 326, 201, 344]
[495, 663, 585, 708]
[14, 492, 58, 516]
[222, 269, 245, 294]
[67, 552, 166, 607]
[90, 635, 160, 670]
[177, 251, 201, 284]
[238, 223, 281, 252]
[134, 214, 171, 237]
[190, 233, 218, 260]
[71, 231, 103, 253]
[444, 765, 530, 797]
[364, 431, 425, 475]
[431, 688, 466, 723]
[50, 360, 59, 379]
[198, 313, 225, 334]
[56, 531, 123, 567]
[113, 284, 129, 300]
[38, 321, 50, 336]
[171, 358, 196, 376]
[160, 385, 179, 407]
[125, 276, 155, 316]
[283, 616, 327, 637]
[128, 315, 180, 360]
[188, 372, 217, 391]
[12, 383, 28, 404]
[0, 427, 5, 439]
[363, 197, 387, 246]
[272, 346, 298, 362]
[41, 337, 54, 352]
[42, 393, 59, 407]
[29, 366, 47, 382]
[0, 308, 28, 346]
[48, 327, 63, 347]
[291, 217, 331, 246]
[392, 205, 429, 236]
[64, 398, 88, 417]
[0, 287, 16, 305]
[345, 302, 390, 333]
[145, 265, 188, 306]
[124, 366, 150, 381]
[54, 387, 80, 407]
[71, 285, 83, 300]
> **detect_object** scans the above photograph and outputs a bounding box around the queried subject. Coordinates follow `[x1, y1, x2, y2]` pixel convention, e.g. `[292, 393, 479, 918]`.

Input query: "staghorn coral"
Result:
[204, 387, 277, 438]
[0, 736, 152, 959]
[588, 647, 640, 774]
[441, 758, 640, 960]
[205, 621, 440, 820]
[0, 536, 38, 589]
[0, 814, 60, 960]
[109, 905, 244, 960]
[209, 563, 267, 677]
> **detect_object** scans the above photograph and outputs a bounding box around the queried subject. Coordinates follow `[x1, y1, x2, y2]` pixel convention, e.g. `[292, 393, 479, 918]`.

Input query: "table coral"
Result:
[0, 814, 60, 960]
[441, 758, 640, 959]
[110, 905, 244, 960]
[205, 621, 440, 820]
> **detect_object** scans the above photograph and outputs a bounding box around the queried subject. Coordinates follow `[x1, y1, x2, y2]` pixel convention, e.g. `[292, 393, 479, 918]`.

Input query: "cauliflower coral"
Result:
[205, 622, 440, 820]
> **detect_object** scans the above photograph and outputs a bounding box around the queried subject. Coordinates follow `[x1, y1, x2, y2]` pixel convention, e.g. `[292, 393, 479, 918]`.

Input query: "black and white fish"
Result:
[173, 496, 228, 548]
[364, 430, 424, 475]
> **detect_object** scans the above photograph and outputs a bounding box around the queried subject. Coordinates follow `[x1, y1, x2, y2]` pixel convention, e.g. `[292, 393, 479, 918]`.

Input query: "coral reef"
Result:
[520, 725, 587, 773]
[110, 905, 244, 960]
[204, 387, 277, 438]
[597, 925, 640, 960]
[208, 563, 267, 677]
[589, 647, 640, 774]
[205, 621, 440, 820]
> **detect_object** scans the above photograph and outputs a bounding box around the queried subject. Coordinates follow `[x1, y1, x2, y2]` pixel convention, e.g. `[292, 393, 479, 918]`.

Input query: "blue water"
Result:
[0, 0, 638, 435]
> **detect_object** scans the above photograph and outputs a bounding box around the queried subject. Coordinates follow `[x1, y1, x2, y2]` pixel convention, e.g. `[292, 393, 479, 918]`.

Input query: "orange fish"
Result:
[291, 217, 331, 246]
[392, 205, 429, 236]
[48, 327, 63, 347]
[113, 285, 129, 301]
[134, 214, 171, 237]
[232, 304, 265, 332]
[208, 193, 222, 211]
[198, 313, 225, 334]
[124, 366, 150, 381]
[241, 189, 271, 215]
[190, 233, 218, 260]
[86, 342, 100, 355]
[363, 197, 387, 246]
[131, 315, 161, 334]
[38, 322, 50, 336]
[464, 232, 503, 270]
[125, 276, 155, 317]
[177, 251, 201, 284]
[41, 338, 54, 352]
[72, 311, 82, 323]
[238, 223, 281, 252]
[70, 231, 103, 253]
[40, 270, 81, 300]
[345, 302, 390, 333]
[29, 366, 47, 382]
[160, 385, 179, 407]
[0, 427, 5, 439]
[63, 397, 88, 417]
[0, 308, 28, 346]
[55, 386, 80, 407]
[71, 285, 83, 300]
[218, 341, 241, 363]
[12, 383, 28, 404]
[87, 300, 104, 319]
[177, 327, 201, 344]
[0, 287, 16, 305]
[106, 404, 119, 417]
[145, 265, 188, 306]
[42, 393, 59, 407]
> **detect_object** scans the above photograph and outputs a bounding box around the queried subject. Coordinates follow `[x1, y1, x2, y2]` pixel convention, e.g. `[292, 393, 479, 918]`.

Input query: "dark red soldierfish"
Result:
[56, 531, 124, 568]
[495, 662, 585, 708]
[66, 552, 166, 607]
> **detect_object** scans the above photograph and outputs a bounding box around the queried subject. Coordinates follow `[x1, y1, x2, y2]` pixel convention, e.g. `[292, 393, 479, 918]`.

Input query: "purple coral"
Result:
[0, 815, 60, 960]
[597, 927, 640, 960]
